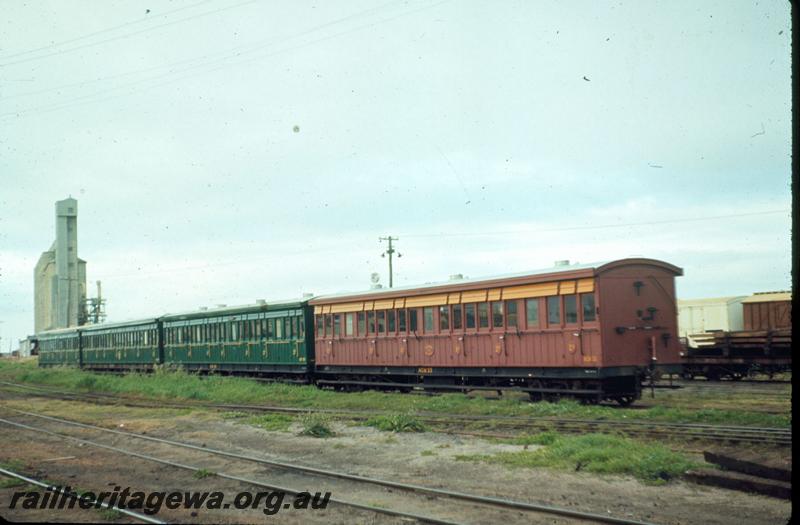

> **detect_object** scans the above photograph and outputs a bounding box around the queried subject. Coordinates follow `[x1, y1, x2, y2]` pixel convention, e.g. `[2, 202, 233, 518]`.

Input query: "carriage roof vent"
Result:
[449, 273, 464, 281]
[256, 299, 266, 305]
[554, 260, 570, 267]
[216, 304, 227, 308]
[199, 306, 208, 311]
[302, 292, 314, 299]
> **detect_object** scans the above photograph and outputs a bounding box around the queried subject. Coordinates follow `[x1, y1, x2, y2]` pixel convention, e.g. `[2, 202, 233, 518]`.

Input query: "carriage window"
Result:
[465, 303, 476, 328]
[492, 301, 504, 328]
[292, 317, 298, 338]
[325, 314, 332, 337]
[388, 310, 396, 332]
[506, 300, 518, 327]
[267, 319, 275, 339]
[478, 303, 489, 328]
[408, 308, 418, 331]
[367, 311, 376, 334]
[547, 296, 561, 325]
[565, 295, 578, 324]
[298, 316, 305, 337]
[582, 293, 596, 322]
[333, 314, 341, 337]
[316, 315, 324, 334]
[423, 307, 434, 332]
[398, 309, 407, 332]
[276, 319, 284, 338]
[452, 304, 463, 329]
[285, 317, 292, 338]
[357, 312, 366, 335]
[439, 306, 450, 330]
[345, 313, 354, 336]
[377, 310, 386, 333]
[526, 299, 539, 327]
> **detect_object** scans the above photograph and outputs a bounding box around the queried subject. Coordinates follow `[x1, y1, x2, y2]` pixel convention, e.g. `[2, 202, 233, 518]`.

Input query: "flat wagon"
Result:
[310, 258, 683, 404]
[681, 291, 792, 379]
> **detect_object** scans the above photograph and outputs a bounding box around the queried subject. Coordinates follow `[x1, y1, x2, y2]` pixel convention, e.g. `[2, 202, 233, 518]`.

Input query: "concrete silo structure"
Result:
[34, 198, 87, 333]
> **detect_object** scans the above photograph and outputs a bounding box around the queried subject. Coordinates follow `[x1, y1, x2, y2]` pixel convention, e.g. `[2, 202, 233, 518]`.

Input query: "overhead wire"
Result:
[1, 0, 445, 120]
[398, 209, 791, 238]
[0, 0, 260, 67]
[2, 0, 404, 101]
[90, 209, 790, 280]
[0, 0, 217, 61]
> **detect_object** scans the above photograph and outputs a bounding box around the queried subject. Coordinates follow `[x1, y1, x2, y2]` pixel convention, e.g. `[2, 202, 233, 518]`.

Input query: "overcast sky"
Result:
[0, 0, 792, 348]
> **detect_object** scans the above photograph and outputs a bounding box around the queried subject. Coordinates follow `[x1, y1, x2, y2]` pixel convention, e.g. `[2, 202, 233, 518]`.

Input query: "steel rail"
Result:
[0, 466, 167, 524]
[0, 380, 787, 432]
[0, 411, 656, 525]
[0, 381, 790, 445]
[0, 416, 461, 525]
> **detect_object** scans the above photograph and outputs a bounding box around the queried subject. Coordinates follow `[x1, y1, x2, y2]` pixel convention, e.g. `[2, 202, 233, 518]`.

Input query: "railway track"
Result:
[0, 380, 790, 447]
[651, 379, 791, 391]
[0, 466, 167, 524]
[0, 408, 655, 525]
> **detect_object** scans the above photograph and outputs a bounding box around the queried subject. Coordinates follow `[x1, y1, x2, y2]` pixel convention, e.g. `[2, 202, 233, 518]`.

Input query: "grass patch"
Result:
[458, 432, 700, 484]
[420, 450, 436, 457]
[98, 508, 123, 520]
[0, 459, 26, 472]
[298, 413, 335, 438]
[0, 360, 789, 428]
[221, 411, 249, 419]
[0, 477, 26, 488]
[366, 413, 427, 433]
[498, 430, 560, 446]
[243, 413, 294, 432]
[193, 469, 216, 479]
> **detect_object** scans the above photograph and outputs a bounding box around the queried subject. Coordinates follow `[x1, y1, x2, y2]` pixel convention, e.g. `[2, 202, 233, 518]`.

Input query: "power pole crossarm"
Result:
[379, 236, 402, 288]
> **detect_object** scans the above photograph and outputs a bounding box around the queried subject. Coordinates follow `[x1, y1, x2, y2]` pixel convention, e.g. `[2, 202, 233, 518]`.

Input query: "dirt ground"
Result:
[0, 397, 792, 525]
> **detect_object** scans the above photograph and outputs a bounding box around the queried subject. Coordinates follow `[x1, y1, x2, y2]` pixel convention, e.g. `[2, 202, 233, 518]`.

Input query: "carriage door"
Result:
[563, 295, 583, 365]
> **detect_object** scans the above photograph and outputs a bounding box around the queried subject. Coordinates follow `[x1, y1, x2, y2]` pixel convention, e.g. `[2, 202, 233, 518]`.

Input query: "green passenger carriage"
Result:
[37, 327, 81, 367]
[161, 299, 314, 378]
[81, 319, 160, 370]
[34, 298, 316, 379]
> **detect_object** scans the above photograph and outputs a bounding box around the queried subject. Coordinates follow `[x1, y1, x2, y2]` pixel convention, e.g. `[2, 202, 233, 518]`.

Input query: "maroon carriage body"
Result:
[310, 258, 683, 401]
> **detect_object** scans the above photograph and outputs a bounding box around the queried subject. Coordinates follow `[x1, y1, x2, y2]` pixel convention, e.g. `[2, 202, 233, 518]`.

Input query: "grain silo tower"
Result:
[33, 198, 87, 332]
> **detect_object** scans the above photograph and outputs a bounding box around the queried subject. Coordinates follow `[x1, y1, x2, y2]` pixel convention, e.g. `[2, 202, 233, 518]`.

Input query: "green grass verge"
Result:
[456, 432, 700, 484]
[98, 508, 123, 520]
[243, 413, 294, 432]
[366, 413, 427, 432]
[0, 360, 789, 428]
[0, 477, 26, 488]
[298, 413, 335, 438]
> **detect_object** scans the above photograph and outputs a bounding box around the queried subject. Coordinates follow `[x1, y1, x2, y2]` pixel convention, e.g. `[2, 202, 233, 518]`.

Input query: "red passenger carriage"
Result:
[310, 258, 683, 404]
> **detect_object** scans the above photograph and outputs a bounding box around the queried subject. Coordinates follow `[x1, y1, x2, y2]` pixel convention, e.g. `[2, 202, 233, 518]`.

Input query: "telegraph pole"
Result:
[379, 236, 401, 288]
